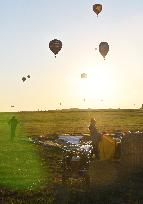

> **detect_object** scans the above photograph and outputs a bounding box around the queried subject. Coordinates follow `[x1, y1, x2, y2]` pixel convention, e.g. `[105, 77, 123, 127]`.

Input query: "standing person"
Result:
[89, 118, 101, 160]
[8, 116, 18, 141]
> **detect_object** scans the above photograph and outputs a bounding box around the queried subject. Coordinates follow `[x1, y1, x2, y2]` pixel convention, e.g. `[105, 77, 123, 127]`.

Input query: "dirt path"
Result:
[89, 160, 120, 188]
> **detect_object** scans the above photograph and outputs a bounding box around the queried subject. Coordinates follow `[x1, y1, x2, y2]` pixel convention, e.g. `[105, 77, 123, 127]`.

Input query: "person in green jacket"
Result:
[8, 116, 18, 141]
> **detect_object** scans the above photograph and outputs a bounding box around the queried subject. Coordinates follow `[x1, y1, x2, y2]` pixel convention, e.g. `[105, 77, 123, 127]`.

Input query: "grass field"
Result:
[0, 109, 143, 203]
[0, 112, 52, 191]
[11, 109, 143, 135]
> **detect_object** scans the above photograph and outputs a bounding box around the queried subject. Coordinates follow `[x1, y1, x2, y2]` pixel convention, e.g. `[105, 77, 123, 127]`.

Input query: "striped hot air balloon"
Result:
[49, 39, 62, 58]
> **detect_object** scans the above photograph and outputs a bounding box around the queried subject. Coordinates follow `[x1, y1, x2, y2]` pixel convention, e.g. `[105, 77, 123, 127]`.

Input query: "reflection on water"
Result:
[58, 135, 83, 145]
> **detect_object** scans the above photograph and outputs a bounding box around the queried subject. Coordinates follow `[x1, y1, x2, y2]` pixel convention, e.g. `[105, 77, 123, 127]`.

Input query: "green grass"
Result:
[0, 109, 143, 191]
[0, 112, 50, 190]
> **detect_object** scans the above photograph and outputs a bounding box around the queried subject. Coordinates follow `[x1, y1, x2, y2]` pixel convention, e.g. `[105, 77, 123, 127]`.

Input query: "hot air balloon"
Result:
[22, 77, 26, 82]
[99, 42, 109, 59]
[49, 39, 62, 58]
[93, 4, 102, 17]
[27, 75, 30, 78]
[11, 105, 14, 108]
[81, 73, 87, 79]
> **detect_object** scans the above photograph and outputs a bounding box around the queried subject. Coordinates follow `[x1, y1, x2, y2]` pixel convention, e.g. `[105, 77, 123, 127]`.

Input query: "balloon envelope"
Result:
[22, 77, 26, 82]
[99, 42, 109, 59]
[93, 4, 102, 16]
[81, 73, 87, 78]
[49, 39, 62, 57]
[27, 75, 30, 78]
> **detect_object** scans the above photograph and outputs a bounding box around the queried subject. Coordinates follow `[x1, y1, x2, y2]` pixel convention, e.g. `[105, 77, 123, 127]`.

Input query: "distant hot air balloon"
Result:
[93, 4, 102, 17]
[83, 98, 86, 102]
[81, 73, 87, 79]
[22, 77, 26, 82]
[27, 75, 30, 78]
[99, 42, 109, 59]
[49, 39, 62, 58]
[11, 105, 14, 108]
[60, 102, 62, 106]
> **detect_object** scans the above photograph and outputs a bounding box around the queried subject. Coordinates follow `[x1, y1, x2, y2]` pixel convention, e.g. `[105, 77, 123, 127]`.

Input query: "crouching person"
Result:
[89, 118, 101, 160]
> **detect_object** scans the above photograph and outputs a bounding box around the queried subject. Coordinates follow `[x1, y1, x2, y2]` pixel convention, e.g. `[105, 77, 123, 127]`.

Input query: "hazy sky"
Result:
[0, 0, 143, 111]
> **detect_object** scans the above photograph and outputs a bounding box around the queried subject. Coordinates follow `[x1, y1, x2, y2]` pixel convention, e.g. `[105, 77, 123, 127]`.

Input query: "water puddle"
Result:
[58, 135, 83, 144]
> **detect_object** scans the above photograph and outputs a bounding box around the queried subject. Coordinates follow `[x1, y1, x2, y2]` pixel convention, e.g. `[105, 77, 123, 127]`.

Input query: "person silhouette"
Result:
[89, 118, 101, 159]
[8, 116, 18, 141]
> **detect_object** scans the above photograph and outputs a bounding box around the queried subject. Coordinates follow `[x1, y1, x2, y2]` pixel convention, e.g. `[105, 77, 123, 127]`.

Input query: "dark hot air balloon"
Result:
[93, 4, 102, 16]
[49, 39, 62, 58]
[27, 75, 30, 78]
[22, 77, 26, 82]
[99, 42, 109, 59]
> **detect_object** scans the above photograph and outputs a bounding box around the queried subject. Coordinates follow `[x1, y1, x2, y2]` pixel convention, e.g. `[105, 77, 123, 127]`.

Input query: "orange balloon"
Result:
[93, 4, 102, 16]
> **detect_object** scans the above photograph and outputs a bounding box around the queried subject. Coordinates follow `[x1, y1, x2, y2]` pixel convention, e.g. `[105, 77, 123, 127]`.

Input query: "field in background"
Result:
[4, 109, 143, 136]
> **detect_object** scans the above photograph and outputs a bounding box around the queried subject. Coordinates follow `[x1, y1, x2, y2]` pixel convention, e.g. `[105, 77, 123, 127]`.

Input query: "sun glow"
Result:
[77, 63, 118, 106]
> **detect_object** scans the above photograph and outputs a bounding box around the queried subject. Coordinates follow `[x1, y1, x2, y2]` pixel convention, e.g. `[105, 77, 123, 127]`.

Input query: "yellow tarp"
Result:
[99, 134, 116, 160]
